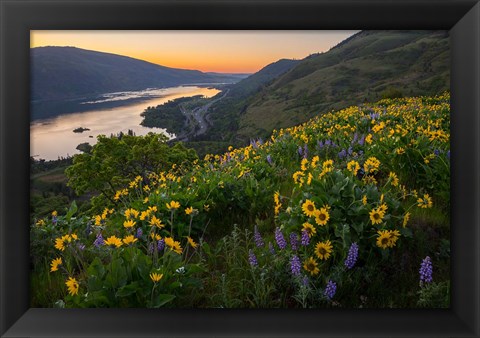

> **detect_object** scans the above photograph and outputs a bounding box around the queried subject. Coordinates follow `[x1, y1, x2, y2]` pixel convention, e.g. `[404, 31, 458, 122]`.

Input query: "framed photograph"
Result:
[1, 0, 479, 337]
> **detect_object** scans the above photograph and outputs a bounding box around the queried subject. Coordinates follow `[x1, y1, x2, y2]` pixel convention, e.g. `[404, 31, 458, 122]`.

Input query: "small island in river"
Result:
[73, 127, 90, 133]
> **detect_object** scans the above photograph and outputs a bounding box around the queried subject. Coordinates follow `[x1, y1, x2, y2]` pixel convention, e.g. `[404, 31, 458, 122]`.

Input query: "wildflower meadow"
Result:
[31, 93, 451, 308]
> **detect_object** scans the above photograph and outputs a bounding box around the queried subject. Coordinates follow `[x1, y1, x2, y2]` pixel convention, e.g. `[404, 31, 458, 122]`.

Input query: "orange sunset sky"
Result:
[31, 30, 359, 73]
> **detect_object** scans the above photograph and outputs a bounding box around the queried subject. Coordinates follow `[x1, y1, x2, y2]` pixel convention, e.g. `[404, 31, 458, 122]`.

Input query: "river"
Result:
[30, 86, 220, 160]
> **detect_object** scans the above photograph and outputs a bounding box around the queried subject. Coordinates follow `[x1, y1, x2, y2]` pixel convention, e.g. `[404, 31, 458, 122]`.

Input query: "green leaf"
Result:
[105, 258, 128, 289]
[151, 293, 176, 308]
[350, 221, 364, 235]
[65, 200, 78, 220]
[116, 282, 141, 297]
[87, 257, 105, 279]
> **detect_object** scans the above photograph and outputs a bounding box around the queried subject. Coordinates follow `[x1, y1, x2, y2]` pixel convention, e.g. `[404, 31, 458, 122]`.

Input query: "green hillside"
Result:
[192, 58, 300, 144]
[31, 93, 450, 308]
[201, 30, 449, 146]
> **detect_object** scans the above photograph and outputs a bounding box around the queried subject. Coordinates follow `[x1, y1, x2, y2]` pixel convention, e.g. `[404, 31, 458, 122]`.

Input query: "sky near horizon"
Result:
[31, 30, 358, 73]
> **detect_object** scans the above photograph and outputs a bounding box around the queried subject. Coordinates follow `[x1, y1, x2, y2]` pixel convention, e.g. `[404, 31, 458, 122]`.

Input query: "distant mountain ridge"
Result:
[31, 46, 244, 102]
[198, 30, 449, 146]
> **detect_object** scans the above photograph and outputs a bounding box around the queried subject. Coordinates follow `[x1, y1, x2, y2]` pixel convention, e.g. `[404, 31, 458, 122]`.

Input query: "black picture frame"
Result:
[1, 0, 479, 337]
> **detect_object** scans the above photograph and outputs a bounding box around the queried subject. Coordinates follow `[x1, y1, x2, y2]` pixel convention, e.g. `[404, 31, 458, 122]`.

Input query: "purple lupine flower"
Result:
[274, 227, 287, 250]
[290, 255, 302, 276]
[93, 233, 104, 247]
[135, 228, 143, 238]
[301, 230, 310, 246]
[302, 276, 310, 287]
[157, 239, 165, 252]
[317, 140, 324, 150]
[434, 149, 441, 156]
[358, 135, 365, 146]
[248, 249, 258, 267]
[447, 150, 450, 160]
[268, 242, 276, 255]
[254, 225, 265, 248]
[290, 233, 298, 251]
[419, 256, 433, 285]
[344, 242, 359, 270]
[303, 144, 308, 159]
[338, 149, 347, 159]
[148, 242, 155, 254]
[77, 243, 86, 251]
[298, 146, 303, 157]
[352, 132, 358, 144]
[52, 215, 58, 225]
[347, 146, 353, 156]
[266, 154, 273, 165]
[324, 280, 337, 300]
[325, 139, 332, 147]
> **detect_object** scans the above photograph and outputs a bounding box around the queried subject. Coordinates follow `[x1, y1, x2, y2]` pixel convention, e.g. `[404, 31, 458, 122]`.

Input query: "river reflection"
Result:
[30, 86, 220, 160]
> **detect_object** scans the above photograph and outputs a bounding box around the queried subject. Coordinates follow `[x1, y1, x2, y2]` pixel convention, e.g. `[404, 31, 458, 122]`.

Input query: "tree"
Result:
[65, 133, 197, 204]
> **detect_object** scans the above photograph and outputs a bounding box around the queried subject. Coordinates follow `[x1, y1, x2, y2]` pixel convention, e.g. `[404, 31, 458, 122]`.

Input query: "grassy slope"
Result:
[193, 59, 300, 146]
[235, 30, 449, 142]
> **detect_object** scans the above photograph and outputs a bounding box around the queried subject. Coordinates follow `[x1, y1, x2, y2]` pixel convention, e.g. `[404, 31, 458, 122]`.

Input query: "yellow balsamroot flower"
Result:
[52, 210, 58, 217]
[388, 230, 400, 247]
[204, 204, 210, 212]
[139, 210, 150, 221]
[143, 197, 149, 204]
[104, 235, 123, 248]
[322, 160, 334, 172]
[274, 191, 281, 206]
[123, 235, 138, 246]
[311, 155, 320, 168]
[365, 134, 373, 144]
[378, 203, 388, 213]
[362, 195, 368, 205]
[143, 185, 150, 192]
[300, 158, 309, 171]
[65, 277, 79, 296]
[376, 230, 391, 249]
[166, 200, 180, 210]
[54, 237, 67, 251]
[347, 160, 360, 176]
[36, 219, 46, 227]
[302, 199, 317, 218]
[388, 172, 399, 187]
[50, 257, 62, 272]
[149, 216, 164, 228]
[187, 236, 198, 249]
[123, 219, 136, 228]
[307, 173, 313, 186]
[164, 237, 183, 254]
[151, 233, 161, 241]
[396, 147, 405, 155]
[185, 207, 194, 215]
[314, 207, 330, 226]
[302, 222, 316, 237]
[303, 257, 320, 276]
[403, 212, 411, 227]
[369, 207, 385, 225]
[315, 240, 333, 260]
[417, 194, 433, 208]
[124, 208, 139, 219]
[150, 272, 163, 283]
[362, 175, 377, 185]
[363, 157, 380, 174]
[376, 230, 401, 249]
[293, 171, 305, 185]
